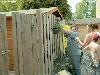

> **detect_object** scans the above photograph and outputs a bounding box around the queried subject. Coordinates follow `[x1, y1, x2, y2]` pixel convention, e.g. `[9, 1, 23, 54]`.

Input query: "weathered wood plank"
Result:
[49, 14, 53, 75]
[55, 34, 57, 58]
[2, 14, 9, 75]
[48, 14, 52, 75]
[0, 14, 9, 75]
[20, 13, 28, 75]
[43, 14, 48, 75]
[31, 15, 39, 75]
[16, 13, 24, 75]
[50, 14, 54, 74]
[20, 13, 33, 75]
[47, 14, 51, 75]
[60, 33, 64, 60]
[36, 10, 44, 75]
[56, 34, 59, 58]
[58, 33, 60, 58]
[51, 15, 54, 59]
[12, 12, 19, 75]
[26, 14, 33, 75]
[42, 14, 46, 75]
[0, 16, 3, 75]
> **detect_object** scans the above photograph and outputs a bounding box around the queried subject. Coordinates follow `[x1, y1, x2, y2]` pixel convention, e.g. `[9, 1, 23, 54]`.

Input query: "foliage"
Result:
[22, 0, 72, 20]
[0, 0, 23, 12]
[0, 1, 16, 12]
[53, 22, 61, 29]
[0, 0, 72, 20]
[75, 0, 96, 19]
[53, 55, 73, 74]
[52, 22, 62, 34]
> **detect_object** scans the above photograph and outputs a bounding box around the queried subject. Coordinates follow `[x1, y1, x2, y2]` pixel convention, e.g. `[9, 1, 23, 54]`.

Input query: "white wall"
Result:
[96, 0, 100, 18]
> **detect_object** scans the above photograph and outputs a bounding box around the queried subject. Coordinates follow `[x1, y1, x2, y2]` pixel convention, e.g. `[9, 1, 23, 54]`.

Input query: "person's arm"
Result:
[76, 34, 90, 47]
[84, 44, 90, 50]
[98, 39, 100, 45]
[84, 43, 94, 53]
[60, 28, 70, 37]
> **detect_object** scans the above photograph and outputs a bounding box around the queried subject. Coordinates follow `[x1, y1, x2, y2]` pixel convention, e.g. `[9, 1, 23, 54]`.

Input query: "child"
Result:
[84, 32, 100, 75]
[76, 24, 98, 47]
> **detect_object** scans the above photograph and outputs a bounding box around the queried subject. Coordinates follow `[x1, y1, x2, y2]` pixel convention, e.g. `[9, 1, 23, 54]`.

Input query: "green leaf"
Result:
[75, 0, 96, 19]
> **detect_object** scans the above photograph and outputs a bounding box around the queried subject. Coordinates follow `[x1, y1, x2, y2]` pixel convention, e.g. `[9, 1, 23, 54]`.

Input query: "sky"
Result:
[68, 0, 82, 13]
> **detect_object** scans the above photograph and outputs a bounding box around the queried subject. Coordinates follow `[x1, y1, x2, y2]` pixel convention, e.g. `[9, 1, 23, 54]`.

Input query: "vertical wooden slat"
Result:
[47, 14, 51, 75]
[42, 14, 46, 75]
[51, 14, 54, 74]
[53, 16, 55, 59]
[0, 14, 9, 75]
[51, 15, 54, 59]
[57, 34, 59, 58]
[0, 15, 3, 75]
[47, 14, 50, 75]
[12, 12, 19, 75]
[60, 33, 64, 60]
[20, 13, 27, 75]
[53, 15, 57, 59]
[43, 14, 48, 75]
[20, 13, 33, 75]
[36, 10, 44, 75]
[31, 15, 39, 75]
[49, 14, 53, 75]
[26, 14, 33, 75]
[58, 33, 61, 58]
[2, 14, 9, 75]
[16, 13, 24, 75]
[55, 34, 58, 58]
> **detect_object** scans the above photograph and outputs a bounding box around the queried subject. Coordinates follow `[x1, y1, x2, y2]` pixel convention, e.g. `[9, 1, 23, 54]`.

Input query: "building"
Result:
[96, 0, 100, 18]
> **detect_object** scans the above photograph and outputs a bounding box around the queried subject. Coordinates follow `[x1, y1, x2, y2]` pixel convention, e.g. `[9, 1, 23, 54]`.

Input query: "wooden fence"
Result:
[12, 9, 64, 75]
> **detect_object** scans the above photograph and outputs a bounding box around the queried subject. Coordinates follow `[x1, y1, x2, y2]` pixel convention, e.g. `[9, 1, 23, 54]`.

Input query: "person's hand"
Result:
[75, 37, 80, 42]
[60, 27, 64, 33]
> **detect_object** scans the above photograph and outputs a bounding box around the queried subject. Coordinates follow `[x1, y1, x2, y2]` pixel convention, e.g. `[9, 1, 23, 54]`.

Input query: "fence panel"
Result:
[12, 13, 34, 75]
[12, 9, 64, 75]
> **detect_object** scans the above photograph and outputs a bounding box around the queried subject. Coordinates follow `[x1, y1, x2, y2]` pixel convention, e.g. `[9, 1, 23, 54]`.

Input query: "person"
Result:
[76, 24, 99, 47]
[61, 25, 82, 75]
[84, 32, 100, 75]
[75, 24, 99, 75]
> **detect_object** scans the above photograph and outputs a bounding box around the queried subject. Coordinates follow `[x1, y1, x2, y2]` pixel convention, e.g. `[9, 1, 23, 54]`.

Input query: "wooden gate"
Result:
[0, 14, 9, 75]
